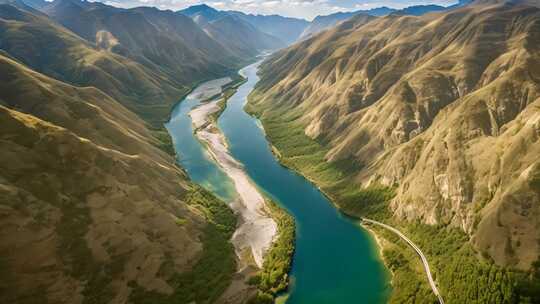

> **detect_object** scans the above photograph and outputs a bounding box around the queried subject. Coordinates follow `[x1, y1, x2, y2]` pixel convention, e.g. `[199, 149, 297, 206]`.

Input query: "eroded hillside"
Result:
[0, 1, 239, 301]
[0, 46, 239, 302]
[0, 0, 252, 126]
[42, 0, 244, 82]
[251, 0, 540, 271]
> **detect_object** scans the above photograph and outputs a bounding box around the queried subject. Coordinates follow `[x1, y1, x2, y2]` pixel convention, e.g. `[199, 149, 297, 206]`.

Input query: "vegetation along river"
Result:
[166, 60, 391, 303]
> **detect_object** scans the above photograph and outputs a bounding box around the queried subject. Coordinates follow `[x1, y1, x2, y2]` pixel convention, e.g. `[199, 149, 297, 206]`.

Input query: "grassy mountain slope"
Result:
[249, 1, 540, 301]
[0, 50, 163, 158]
[0, 2, 192, 125]
[0, 2, 246, 302]
[0, 51, 237, 303]
[42, 0, 243, 82]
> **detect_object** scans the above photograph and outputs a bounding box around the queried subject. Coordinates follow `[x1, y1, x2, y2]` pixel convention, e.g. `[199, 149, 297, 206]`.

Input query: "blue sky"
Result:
[102, 0, 459, 19]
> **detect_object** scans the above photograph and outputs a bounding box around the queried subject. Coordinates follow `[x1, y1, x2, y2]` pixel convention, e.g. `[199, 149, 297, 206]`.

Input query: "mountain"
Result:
[0, 1, 188, 125]
[177, 3, 223, 24]
[300, 7, 395, 38]
[227, 11, 309, 45]
[0, 37, 236, 304]
[249, 1, 540, 302]
[0, 0, 45, 14]
[299, 1, 472, 39]
[394, 4, 447, 15]
[448, 0, 474, 9]
[0, 3, 242, 302]
[179, 4, 285, 56]
[2, 0, 249, 125]
[20, 0, 46, 9]
[42, 0, 243, 79]
[180, 4, 308, 46]
[203, 15, 284, 58]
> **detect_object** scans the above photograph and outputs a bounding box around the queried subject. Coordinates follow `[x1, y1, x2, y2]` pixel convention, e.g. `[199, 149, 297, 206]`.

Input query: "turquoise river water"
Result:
[165, 61, 391, 303]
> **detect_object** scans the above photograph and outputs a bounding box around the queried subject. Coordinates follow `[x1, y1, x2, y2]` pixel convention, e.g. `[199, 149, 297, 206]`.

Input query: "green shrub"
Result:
[247, 292, 274, 304]
[252, 199, 295, 297]
[152, 127, 175, 156]
[247, 274, 262, 286]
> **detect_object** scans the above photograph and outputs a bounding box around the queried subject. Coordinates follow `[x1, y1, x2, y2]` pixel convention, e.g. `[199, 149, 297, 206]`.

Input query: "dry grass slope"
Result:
[0, 29, 237, 303]
[251, 0, 540, 279]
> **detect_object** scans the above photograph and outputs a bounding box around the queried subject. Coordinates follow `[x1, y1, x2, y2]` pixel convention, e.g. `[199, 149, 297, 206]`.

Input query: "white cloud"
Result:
[261, 1, 280, 7]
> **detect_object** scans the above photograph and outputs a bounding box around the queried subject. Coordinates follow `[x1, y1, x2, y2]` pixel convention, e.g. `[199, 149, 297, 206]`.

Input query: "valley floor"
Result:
[171, 72, 295, 303]
[189, 84, 277, 269]
[362, 218, 444, 304]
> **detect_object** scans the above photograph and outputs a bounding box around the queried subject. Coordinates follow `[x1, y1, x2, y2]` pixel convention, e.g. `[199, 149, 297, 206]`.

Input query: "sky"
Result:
[101, 0, 460, 20]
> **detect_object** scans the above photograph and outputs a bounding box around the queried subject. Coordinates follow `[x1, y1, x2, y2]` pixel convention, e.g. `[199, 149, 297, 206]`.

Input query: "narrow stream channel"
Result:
[166, 61, 391, 303]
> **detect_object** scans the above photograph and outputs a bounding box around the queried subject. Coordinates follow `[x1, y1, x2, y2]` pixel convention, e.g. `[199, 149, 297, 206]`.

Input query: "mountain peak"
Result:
[191, 3, 212, 9]
[45, 0, 87, 11]
[178, 3, 223, 22]
[181, 3, 218, 14]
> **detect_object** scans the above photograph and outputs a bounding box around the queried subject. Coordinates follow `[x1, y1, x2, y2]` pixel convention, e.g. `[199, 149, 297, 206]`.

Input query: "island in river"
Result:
[166, 61, 391, 303]
[189, 80, 277, 270]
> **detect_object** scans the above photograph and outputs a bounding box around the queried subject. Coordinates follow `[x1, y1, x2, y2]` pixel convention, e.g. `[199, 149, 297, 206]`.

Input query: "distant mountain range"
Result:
[14, 0, 479, 49]
[300, 0, 473, 38]
[226, 10, 309, 45]
[177, 2, 478, 46]
[300, 7, 393, 38]
[0, 0, 294, 125]
[178, 4, 285, 57]
[178, 4, 310, 45]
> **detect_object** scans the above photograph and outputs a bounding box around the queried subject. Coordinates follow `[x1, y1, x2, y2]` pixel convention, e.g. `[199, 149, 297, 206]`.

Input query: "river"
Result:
[166, 61, 391, 303]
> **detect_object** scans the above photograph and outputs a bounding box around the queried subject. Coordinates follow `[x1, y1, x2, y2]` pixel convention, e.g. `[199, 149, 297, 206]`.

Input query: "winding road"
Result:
[362, 218, 445, 304]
